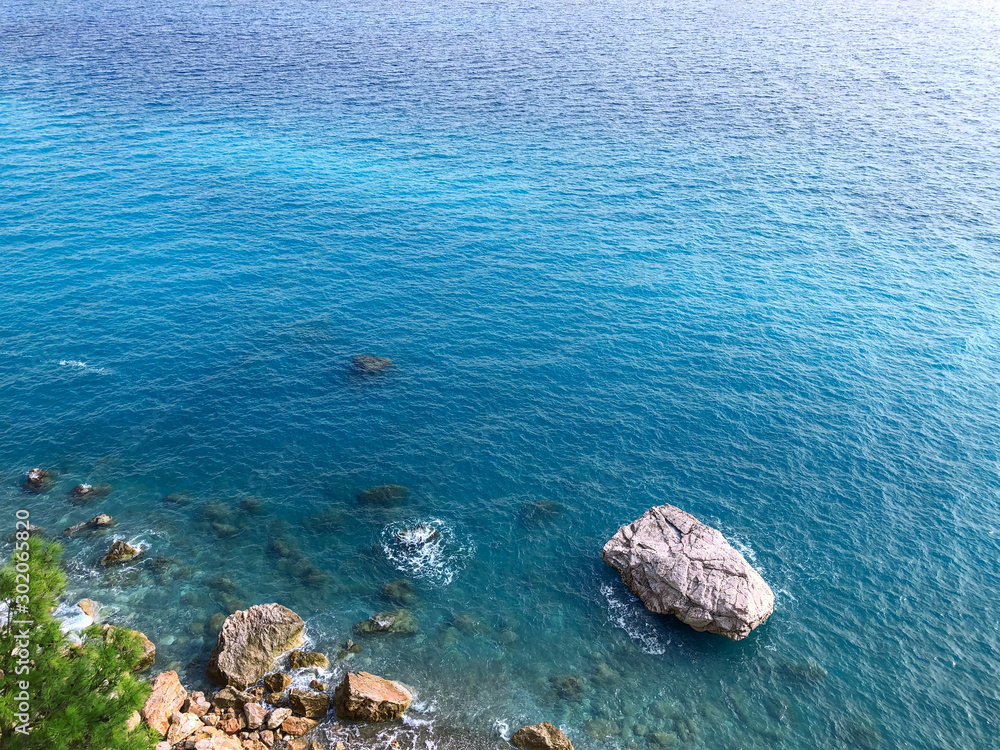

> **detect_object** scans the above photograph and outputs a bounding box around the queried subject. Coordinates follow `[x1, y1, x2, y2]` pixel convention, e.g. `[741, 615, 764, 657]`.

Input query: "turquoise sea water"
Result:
[2, 0, 1000, 748]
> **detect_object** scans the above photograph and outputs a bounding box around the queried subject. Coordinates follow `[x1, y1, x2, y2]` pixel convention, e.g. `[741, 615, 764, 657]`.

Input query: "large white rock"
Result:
[602, 504, 773, 640]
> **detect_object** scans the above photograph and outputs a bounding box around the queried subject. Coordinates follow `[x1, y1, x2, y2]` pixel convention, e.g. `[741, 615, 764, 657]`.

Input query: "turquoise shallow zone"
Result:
[2, 0, 1000, 748]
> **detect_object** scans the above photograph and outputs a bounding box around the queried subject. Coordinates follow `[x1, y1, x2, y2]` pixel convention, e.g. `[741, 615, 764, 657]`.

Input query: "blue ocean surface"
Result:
[2, 0, 1000, 747]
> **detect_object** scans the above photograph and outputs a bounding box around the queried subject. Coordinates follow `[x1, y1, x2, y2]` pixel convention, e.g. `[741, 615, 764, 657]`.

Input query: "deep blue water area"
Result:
[2, 0, 1000, 748]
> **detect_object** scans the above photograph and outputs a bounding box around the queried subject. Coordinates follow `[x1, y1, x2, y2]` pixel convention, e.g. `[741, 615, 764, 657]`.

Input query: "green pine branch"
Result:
[0, 537, 158, 750]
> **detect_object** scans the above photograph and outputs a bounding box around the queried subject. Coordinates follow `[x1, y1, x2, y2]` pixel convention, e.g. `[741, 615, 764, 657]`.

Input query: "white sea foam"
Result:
[380, 518, 474, 586]
[729, 535, 759, 564]
[777, 587, 797, 602]
[600, 582, 668, 655]
[59, 359, 111, 374]
[54, 601, 93, 643]
[403, 714, 435, 729]
[493, 719, 511, 741]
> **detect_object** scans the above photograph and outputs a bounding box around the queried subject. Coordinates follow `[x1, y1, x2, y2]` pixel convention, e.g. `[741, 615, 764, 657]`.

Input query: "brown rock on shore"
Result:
[288, 688, 330, 718]
[263, 672, 292, 692]
[281, 715, 319, 736]
[142, 671, 187, 736]
[333, 671, 412, 722]
[512, 722, 575, 750]
[206, 604, 305, 689]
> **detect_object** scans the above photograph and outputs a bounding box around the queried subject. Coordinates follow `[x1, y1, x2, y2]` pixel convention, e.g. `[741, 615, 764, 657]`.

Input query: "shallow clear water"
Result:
[2, 0, 1000, 748]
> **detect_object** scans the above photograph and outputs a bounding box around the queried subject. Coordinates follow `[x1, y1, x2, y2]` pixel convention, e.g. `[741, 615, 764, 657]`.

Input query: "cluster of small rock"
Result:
[23, 467, 112, 501]
[130, 602, 418, 750]
[140, 670, 327, 750]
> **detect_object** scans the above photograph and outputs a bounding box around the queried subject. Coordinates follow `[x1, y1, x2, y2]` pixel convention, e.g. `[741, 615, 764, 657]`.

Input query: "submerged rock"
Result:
[208, 612, 227, 635]
[780, 658, 827, 683]
[512, 722, 575, 750]
[353, 609, 419, 636]
[70, 482, 112, 501]
[333, 671, 412, 722]
[240, 495, 268, 515]
[549, 675, 586, 701]
[62, 513, 115, 536]
[100, 540, 142, 566]
[591, 663, 622, 686]
[519, 498, 565, 526]
[356, 484, 410, 506]
[22, 467, 54, 492]
[303, 509, 346, 532]
[602, 503, 774, 641]
[351, 354, 393, 374]
[335, 639, 363, 661]
[451, 613, 489, 637]
[163, 491, 192, 505]
[381, 578, 418, 606]
[584, 719, 620, 740]
[647, 731, 679, 747]
[206, 603, 306, 689]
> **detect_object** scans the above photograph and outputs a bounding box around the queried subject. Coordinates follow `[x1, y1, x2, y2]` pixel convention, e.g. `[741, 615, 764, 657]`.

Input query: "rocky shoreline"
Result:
[72, 598, 575, 750]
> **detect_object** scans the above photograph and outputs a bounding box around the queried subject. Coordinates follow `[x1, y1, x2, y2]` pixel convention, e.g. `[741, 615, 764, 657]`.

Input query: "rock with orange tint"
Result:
[142, 671, 187, 736]
[333, 672, 411, 722]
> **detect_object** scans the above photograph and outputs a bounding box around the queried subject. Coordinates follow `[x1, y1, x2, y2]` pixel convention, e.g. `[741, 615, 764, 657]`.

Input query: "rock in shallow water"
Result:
[63, 513, 115, 535]
[333, 671, 411, 722]
[100, 540, 142, 566]
[353, 609, 419, 636]
[288, 688, 330, 718]
[511, 722, 575, 750]
[70, 482, 112, 501]
[289, 649, 329, 670]
[602, 503, 773, 640]
[22, 467, 54, 492]
[206, 603, 305, 689]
